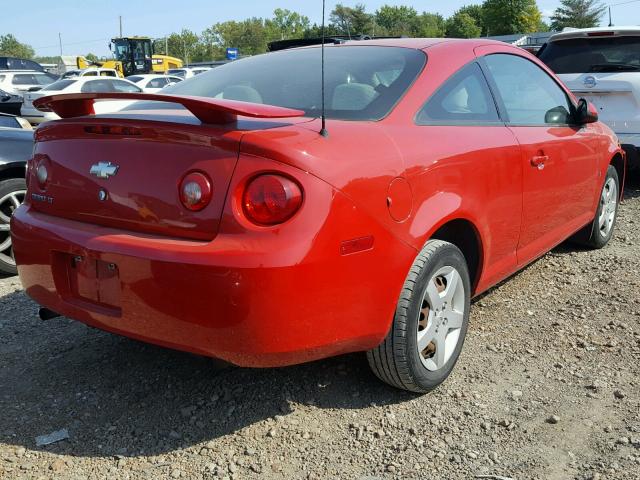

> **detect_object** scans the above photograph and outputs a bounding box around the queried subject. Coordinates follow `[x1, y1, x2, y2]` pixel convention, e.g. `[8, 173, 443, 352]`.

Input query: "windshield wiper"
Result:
[589, 63, 640, 72]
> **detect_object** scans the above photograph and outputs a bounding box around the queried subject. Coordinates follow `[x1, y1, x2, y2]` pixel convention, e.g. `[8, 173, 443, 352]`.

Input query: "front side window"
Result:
[162, 46, 426, 121]
[484, 54, 573, 125]
[417, 62, 499, 125]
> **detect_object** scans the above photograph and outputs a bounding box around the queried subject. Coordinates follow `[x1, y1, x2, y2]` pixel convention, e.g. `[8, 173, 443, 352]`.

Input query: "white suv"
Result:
[0, 70, 58, 95]
[539, 27, 640, 169]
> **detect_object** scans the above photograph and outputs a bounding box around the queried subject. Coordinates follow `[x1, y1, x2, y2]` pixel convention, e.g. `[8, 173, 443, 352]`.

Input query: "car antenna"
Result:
[319, 0, 329, 137]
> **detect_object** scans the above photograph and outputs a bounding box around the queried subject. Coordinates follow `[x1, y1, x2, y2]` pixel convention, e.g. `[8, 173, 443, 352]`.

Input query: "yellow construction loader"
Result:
[77, 37, 183, 77]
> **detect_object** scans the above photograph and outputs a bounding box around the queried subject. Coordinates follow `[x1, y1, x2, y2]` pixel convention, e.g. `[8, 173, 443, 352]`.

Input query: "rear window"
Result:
[539, 36, 640, 73]
[167, 69, 186, 78]
[162, 46, 426, 121]
[41, 79, 77, 91]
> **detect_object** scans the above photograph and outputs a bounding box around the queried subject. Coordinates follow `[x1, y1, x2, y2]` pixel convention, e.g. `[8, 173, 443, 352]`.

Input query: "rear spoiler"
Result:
[33, 93, 306, 124]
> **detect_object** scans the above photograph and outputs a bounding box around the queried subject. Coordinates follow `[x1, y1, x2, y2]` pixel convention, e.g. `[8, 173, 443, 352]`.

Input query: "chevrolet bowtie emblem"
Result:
[90, 161, 119, 179]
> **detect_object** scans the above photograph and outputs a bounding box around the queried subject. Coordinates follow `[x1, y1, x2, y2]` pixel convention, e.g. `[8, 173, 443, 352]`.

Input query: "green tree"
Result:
[0, 34, 35, 59]
[550, 0, 606, 30]
[267, 8, 310, 40]
[330, 4, 374, 36]
[203, 18, 270, 58]
[375, 5, 418, 36]
[85, 53, 99, 63]
[415, 13, 446, 37]
[166, 29, 200, 64]
[458, 5, 487, 35]
[482, 0, 543, 35]
[446, 12, 482, 38]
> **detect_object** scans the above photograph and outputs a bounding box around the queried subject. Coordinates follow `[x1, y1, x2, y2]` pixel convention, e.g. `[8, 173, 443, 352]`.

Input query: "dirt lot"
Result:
[1, 182, 639, 480]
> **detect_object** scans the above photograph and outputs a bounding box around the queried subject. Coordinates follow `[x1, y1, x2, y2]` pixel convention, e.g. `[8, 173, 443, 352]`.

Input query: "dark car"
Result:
[0, 124, 32, 274]
[0, 88, 22, 116]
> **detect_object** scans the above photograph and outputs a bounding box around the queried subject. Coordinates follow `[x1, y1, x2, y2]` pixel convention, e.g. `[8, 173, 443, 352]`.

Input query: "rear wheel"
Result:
[573, 166, 619, 249]
[0, 178, 26, 275]
[367, 240, 471, 393]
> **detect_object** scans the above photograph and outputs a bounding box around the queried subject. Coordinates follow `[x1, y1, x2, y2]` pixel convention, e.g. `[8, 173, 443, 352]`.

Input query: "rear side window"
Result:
[484, 54, 573, 126]
[100, 71, 117, 77]
[147, 77, 168, 88]
[0, 116, 20, 128]
[539, 36, 640, 74]
[416, 62, 499, 125]
[12, 74, 37, 85]
[111, 80, 142, 93]
[83, 71, 98, 77]
[41, 79, 76, 91]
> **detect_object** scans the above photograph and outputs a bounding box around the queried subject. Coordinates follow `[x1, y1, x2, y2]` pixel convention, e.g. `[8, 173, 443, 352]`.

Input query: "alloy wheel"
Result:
[598, 177, 617, 238]
[417, 265, 466, 371]
[0, 188, 26, 268]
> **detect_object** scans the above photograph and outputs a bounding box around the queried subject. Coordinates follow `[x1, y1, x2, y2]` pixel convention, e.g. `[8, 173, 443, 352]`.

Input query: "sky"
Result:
[2, 0, 640, 58]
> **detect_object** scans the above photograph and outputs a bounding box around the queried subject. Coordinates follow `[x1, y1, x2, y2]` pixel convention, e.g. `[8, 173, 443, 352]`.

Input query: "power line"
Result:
[609, 0, 640, 6]
[34, 38, 110, 50]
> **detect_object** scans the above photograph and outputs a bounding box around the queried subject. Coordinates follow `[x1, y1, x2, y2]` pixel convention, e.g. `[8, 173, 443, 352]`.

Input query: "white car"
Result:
[166, 67, 210, 79]
[61, 68, 120, 79]
[539, 26, 640, 169]
[0, 70, 58, 95]
[126, 74, 182, 93]
[20, 77, 142, 125]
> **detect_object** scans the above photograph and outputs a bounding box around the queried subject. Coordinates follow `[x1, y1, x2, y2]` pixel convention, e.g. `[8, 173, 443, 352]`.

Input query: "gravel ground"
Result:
[1, 181, 639, 480]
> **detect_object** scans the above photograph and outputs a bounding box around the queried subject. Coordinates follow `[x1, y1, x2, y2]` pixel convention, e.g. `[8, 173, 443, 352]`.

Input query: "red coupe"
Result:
[11, 39, 624, 393]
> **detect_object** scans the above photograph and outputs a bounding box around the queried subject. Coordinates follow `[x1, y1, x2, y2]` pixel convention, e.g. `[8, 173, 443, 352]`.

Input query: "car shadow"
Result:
[0, 290, 414, 460]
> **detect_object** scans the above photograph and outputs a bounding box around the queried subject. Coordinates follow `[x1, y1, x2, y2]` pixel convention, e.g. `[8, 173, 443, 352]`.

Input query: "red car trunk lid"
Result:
[29, 119, 243, 241]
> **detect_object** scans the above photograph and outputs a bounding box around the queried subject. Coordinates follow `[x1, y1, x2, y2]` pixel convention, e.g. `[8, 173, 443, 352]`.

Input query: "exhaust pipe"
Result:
[39, 307, 61, 321]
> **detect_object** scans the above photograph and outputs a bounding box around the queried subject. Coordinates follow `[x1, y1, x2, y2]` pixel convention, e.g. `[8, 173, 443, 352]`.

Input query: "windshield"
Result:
[162, 46, 426, 121]
[41, 79, 76, 91]
[539, 36, 640, 74]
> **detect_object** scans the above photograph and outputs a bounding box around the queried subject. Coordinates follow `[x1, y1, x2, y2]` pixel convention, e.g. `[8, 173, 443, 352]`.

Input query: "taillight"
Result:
[179, 172, 212, 211]
[242, 174, 303, 226]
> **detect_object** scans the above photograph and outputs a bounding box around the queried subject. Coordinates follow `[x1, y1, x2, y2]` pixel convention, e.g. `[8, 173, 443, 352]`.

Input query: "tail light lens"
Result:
[179, 172, 212, 211]
[242, 174, 303, 225]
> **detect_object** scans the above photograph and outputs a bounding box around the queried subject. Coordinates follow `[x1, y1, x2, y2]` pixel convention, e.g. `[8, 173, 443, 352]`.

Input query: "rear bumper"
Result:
[11, 198, 414, 367]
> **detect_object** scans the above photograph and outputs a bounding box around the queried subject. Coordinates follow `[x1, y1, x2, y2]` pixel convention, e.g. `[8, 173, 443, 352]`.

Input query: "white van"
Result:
[539, 26, 640, 169]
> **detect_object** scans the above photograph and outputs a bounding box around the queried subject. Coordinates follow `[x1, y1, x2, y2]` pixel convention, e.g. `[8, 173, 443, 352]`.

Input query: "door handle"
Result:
[531, 155, 549, 170]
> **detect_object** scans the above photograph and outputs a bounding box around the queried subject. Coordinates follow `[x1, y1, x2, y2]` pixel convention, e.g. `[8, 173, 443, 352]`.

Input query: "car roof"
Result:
[549, 26, 640, 41]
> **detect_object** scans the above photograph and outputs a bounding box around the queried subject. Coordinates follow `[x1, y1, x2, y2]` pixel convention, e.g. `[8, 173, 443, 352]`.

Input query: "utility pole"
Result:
[165, 37, 168, 55]
[119, 16, 123, 37]
[58, 33, 63, 56]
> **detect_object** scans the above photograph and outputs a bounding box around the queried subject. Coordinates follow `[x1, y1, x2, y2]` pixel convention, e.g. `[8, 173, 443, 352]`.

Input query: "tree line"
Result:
[0, 0, 607, 64]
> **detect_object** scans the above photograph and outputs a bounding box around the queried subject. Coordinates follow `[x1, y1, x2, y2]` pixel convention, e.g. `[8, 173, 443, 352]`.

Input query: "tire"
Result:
[367, 240, 471, 393]
[0, 177, 27, 276]
[572, 165, 620, 249]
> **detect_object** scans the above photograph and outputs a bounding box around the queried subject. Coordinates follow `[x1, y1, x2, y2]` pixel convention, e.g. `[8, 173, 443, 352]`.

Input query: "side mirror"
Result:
[577, 98, 598, 124]
[545, 106, 570, 124]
